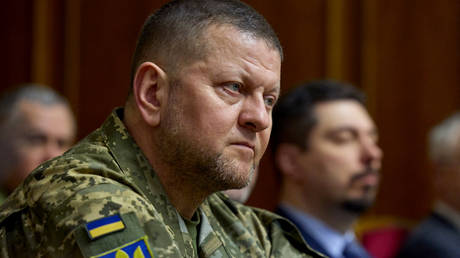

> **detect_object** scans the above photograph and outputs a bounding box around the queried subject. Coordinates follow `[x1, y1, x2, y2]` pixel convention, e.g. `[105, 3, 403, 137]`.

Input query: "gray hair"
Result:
[0, 84, 71, 123]
[428, 112, 460, 165]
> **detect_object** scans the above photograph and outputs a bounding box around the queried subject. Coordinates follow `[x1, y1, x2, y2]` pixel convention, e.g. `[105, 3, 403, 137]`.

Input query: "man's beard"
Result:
[340, 169, 379, 214]
[341, 198, 374, 214]
[154, 92, 254, 193]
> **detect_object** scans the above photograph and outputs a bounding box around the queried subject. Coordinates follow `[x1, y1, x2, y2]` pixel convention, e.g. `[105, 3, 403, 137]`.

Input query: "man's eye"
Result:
[224, 83, 242, 93]
[25, 134, 47, 146]
[330, 133, 355, 144]
[332, 136, 352, 144]
[264, 96, 276, 107]
[57, 139, 71, 149]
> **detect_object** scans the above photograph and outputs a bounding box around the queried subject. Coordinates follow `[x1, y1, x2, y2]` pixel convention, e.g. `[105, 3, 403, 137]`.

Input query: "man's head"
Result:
[428, 112, 460, 211]
[125, 0, 282, 198]
[0, 85, 76, 193]
[273, 80, 382, 216]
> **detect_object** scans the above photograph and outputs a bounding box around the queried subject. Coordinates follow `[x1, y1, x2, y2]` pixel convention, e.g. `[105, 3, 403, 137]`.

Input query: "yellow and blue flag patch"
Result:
[92, 236, 154, 258]
[85, 214, 126, 240]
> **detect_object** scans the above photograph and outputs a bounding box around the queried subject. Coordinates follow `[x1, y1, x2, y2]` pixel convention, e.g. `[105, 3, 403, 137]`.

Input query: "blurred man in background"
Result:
[397, 112, 460, 258]
[272, 80, 383, 258]
[0, 84, 76, 202]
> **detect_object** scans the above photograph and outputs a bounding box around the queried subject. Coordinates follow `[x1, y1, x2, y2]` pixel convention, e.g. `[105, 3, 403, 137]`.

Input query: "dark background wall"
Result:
[2, 0, 459, 226]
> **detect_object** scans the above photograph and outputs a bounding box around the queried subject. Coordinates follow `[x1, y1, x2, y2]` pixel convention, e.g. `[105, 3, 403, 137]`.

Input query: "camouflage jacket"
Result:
[0, 108, 323, 258]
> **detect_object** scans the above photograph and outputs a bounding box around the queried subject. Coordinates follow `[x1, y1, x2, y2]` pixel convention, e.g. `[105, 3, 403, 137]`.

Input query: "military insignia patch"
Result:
[91, 236, 154, 258]
[85, 214, 126, 240]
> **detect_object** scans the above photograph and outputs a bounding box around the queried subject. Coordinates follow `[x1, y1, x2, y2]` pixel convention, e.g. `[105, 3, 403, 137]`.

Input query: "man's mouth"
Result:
[232, 142, 255, 154]
[351, 170, 379, 186]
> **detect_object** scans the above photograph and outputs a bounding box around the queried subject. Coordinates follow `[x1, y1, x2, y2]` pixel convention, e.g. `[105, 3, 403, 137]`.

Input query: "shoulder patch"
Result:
[86, 214, 125, 240]
[91, 236, 153, 258]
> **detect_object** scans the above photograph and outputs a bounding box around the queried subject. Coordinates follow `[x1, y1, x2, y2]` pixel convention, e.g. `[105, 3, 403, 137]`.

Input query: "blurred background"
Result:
[1, 0, 459, 230]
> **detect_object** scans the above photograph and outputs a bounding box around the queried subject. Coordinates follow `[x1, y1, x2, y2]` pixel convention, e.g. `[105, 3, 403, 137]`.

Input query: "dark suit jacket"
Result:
[275, 206, 370, 258]
[397, 212, 460, 258]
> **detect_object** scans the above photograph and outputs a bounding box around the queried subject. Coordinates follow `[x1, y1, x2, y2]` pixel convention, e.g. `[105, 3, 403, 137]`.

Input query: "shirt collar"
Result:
[434, 201, 460, 231]
[279, 203, 355, 257]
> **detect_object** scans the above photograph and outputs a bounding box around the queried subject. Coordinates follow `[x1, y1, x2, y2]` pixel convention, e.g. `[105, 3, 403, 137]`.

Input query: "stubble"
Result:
[155, 85, 253, 193]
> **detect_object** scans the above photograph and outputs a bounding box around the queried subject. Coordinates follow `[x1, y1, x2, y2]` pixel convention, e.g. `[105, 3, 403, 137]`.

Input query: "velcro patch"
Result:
[91, 236, 154, 258]
[85, 214, 125, 240]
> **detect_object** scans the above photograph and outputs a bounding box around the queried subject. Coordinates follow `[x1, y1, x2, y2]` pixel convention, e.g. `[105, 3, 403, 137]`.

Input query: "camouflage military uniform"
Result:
[0, 108, 323, 258]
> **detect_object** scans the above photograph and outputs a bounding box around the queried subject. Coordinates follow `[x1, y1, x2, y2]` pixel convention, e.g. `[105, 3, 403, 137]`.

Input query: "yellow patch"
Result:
[89, 221, 125, 239]
[85, 214, 125, 240]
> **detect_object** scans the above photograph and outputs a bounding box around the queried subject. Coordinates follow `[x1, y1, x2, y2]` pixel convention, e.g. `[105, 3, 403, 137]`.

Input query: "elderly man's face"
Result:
[297, 100, 382, 213]
[157, 24, 281, 192]
[2, 100, 75, 192]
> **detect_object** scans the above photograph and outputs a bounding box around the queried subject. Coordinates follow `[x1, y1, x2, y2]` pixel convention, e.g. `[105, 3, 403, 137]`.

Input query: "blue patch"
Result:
[91, 236, 153, 258]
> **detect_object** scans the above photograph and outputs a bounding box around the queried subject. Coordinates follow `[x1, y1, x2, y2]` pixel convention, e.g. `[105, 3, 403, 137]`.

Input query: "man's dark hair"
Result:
[271, 80, 366, 152]
[130, 0, 283, 88]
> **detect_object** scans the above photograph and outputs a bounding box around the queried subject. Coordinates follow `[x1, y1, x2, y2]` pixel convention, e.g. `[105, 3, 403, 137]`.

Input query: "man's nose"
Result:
[238, 95, 270, 132]
[361, 139, 383, 168]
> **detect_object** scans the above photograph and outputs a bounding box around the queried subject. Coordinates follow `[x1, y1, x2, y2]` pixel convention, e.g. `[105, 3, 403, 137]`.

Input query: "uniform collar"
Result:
[100, 107, 194, 255]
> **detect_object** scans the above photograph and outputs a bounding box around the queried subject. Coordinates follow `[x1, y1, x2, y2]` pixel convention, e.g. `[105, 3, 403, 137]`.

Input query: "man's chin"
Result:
[221, 165, 254, 190]
[341, 198, 374, 214]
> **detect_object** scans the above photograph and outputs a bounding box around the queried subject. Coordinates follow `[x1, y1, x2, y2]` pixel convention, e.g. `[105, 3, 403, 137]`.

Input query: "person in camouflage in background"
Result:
[0, 0, 324, 257]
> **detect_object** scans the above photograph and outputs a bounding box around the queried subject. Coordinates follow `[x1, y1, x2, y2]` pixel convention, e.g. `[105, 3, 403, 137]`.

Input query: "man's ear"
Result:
[275, 143, 304, 180]
[132, 62, 168, 127]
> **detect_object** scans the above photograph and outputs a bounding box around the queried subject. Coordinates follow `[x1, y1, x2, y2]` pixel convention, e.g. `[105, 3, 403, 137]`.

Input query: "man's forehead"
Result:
[203, 24, 282, 63]
[313, 100, 375, 130]
[17, 100, 69, 117]
[15, 100, 73, 129]
[179, 24, 281, 90]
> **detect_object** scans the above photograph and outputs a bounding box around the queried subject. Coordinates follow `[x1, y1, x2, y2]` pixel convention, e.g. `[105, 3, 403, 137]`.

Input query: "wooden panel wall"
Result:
[1, 0, 34, 90]
[370, 0, 460, 218]
[1, 0, 459, 222]
[74, 0, 169, 138]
